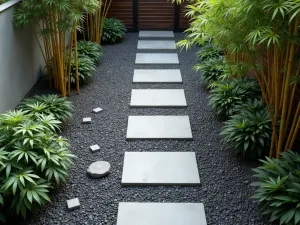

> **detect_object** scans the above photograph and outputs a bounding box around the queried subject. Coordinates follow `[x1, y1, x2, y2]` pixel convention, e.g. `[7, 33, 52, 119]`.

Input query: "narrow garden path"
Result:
[27, 33, 272, 225]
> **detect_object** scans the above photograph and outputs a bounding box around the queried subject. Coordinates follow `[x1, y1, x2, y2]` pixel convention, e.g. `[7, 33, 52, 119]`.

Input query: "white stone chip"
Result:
[82, 117, 91, 124]
[90, 144, 100, 152]
[87, 161, 111, 178]
[93, 107, 103, 113]
[67, 198, 80, 210]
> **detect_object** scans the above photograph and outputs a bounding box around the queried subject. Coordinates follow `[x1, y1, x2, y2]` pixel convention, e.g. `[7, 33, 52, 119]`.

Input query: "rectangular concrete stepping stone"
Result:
[139, 31, 174, 38]
[117, 203, 207, 225]
[126, 116, 192, 140]
[67, 198, 80, 210]
[135, 53, 179, 65]
[133, 69, 182, 83]
[130, 89, 187, 108]
[137, 40, 176, 50]
[122, 152, 200, 185]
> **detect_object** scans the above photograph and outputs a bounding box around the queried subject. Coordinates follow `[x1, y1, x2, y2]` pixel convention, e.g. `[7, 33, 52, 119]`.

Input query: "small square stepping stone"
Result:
[133, 69, 182, 83]
[117, 203, 207, 225]
[90, 144, 100, 152]
[93, 107, 103, 113]
[126, 116, 192, 140]
[122, 152, 200, 185]
[139, 31, 174, 38]
[137, 40, 176, 50]
[67, 198, 80, 210]
[135, 53, 179, 65]
[130, 89, 187, 108]
[82, 117, 91, 124]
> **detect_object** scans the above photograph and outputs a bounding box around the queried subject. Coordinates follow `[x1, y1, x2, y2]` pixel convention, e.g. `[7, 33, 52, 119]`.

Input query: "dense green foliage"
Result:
[220, 101, 272, 159]
[102, 18, 127, 44]
[76, 40, 102, 64]
[252, 151, 300, 224]
[0, 96, 75, 220]
[70, 55, 96, 84]
[18, 95, 73, 123]
[209, 78, 260, 118]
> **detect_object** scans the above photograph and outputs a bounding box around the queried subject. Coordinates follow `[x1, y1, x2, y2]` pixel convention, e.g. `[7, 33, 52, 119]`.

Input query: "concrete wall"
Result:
[0, 0, 44, 113]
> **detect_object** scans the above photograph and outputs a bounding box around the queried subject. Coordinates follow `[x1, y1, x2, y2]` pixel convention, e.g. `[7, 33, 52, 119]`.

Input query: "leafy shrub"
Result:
[18, 94, 73, 123]
[194, 56, 226, 85]
[102, 18, 127, 44]
[76, 40, 102, 64]
[197, 43, 223, 62]
[220, 102, 272, 159]
[70, 55, 96, 84]
[232, 98, 266, 115]
[252, 151, 300, 224]
[0, 110, 75, 219]
[209, 77, 260, 118]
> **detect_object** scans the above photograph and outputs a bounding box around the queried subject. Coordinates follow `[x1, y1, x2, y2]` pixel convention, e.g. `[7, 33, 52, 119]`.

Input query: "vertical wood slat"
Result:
[107, 0, 133, 29]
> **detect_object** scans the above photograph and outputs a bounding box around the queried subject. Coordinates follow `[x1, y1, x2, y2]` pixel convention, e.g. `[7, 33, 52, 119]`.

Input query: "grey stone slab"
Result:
[117, 203, 207, 225]
[137, 40, 176, 50]
[126, 116, 192, 140]
[82, 117, 91, 124]
[135, 53, 179, 65]
[130, 89, 187, 108]
[90, 144, 100, 152]
[122, 152, 200, 185]
[139, 31, 174, 38]
[67, 198, 80, 210]
[133, 69, 182, 83]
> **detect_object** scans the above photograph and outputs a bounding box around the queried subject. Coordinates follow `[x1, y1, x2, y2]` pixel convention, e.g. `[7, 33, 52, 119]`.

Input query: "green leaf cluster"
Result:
[0, 96, 75, 219]
[252, 151, 300, 224]
[18, 95, 73, 123]
[209, 77, 260, 118]
[76, 40, 103, 64]
[70, 54, 96, 84]
[220, 100, 272, 159]
[102, 18, 127, 44]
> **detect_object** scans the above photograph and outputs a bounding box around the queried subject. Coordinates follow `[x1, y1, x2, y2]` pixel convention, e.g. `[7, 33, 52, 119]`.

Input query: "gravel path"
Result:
[26, 33, 272, 225]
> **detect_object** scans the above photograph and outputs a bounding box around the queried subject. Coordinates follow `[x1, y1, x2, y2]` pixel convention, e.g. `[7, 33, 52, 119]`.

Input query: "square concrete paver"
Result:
[122, 152, 200, 185]
[130, 89, 187, 108]
[133, 69, 182, 83]
[139, 31, 174, 38]
[126, 116, 192, 140]
[117, 203, 207, 225]
[135, 53, 179, 65]
[137, 40, 176, 50]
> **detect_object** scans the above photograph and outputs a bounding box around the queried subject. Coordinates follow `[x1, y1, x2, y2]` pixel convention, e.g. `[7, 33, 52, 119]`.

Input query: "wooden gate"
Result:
[138, 0, 174, 30]
[107, 0, 190, 31]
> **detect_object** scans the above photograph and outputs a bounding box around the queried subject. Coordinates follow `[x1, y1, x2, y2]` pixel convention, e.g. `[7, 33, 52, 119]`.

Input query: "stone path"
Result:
[118, 31, 207, 224]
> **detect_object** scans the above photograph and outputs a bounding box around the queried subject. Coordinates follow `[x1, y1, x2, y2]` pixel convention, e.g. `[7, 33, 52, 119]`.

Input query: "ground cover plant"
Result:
[101, 18, 127, 44]
[0, 95, 75, 222]
[220, 100, 272, 159]
[70, 54, 96, 84]
[252, 151, 300, 224]
[77, 40, 103, 64]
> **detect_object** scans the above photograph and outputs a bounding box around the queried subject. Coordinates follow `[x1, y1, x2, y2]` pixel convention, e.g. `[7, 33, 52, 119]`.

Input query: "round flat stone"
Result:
[87, 161, 111, 178]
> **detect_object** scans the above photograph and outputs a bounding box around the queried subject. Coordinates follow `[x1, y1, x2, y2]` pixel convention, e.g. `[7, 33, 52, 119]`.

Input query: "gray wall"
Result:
[0, 0, 44, 113]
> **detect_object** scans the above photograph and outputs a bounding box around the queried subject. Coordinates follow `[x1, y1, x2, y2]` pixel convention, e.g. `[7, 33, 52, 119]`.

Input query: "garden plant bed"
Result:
[25, 33, 273, 225]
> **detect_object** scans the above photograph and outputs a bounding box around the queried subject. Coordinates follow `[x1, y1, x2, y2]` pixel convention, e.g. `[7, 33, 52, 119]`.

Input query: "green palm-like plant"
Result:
[197, 43, 223, 62]
[220, 105, 272, 159]
[0, 106, 75, 219]
[76, 40, 103, 64]
[70, 55, 96, 84]
[102, 18, 127, 44]
[209, 78, 260, 118]
[18, 95, 73, 122]
[252, 150, 300, 224]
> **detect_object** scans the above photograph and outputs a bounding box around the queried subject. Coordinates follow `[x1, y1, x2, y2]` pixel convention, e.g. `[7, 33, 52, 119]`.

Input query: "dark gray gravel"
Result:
[26, 33, 272, 225]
